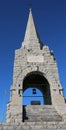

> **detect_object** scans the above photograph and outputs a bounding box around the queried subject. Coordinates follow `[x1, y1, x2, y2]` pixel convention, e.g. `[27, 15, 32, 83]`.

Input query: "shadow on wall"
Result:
[23, 106, 28, 122]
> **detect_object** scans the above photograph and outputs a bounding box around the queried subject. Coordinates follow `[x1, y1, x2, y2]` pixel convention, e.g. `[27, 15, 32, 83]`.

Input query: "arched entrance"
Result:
[23, 71, 52, 105]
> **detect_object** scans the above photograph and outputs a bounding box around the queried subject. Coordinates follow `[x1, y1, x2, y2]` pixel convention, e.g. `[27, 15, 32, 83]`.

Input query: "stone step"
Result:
[23, 105, 62, 122]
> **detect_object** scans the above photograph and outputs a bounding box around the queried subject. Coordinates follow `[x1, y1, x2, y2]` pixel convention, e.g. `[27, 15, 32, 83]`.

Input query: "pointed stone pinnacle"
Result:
[22, 9, 42, 49]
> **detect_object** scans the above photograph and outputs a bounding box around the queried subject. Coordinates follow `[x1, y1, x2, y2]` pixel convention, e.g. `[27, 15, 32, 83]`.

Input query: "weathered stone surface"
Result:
[23, 106, 62, 122]
[1, 122, 66, 130]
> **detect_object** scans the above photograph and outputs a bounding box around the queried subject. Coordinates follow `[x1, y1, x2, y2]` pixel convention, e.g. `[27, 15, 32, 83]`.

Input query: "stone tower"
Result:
[6, 9, 66, 124]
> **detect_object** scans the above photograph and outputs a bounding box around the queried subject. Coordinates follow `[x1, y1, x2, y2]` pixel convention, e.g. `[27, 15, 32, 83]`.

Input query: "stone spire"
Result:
[22, 8, 42, 49]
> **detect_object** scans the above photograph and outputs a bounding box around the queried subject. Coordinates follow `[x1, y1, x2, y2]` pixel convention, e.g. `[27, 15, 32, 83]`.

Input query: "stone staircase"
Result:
[23, 105, 62, 122]
[1, 105, 66, 130]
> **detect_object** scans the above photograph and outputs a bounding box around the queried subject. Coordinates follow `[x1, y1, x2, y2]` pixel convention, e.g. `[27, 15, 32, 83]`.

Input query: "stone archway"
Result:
[23, 71, 52, 105]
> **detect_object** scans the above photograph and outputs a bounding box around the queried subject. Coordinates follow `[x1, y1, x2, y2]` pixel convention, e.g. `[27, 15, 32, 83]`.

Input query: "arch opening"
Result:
[22, 71, 52, 105]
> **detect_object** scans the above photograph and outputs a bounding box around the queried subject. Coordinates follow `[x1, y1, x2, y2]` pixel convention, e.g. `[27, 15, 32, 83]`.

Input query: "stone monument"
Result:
[2, 8, 66, 129]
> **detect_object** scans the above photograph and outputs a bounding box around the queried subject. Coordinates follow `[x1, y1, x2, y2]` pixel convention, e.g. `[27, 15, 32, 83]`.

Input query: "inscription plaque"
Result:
[27, 55, 44, 63]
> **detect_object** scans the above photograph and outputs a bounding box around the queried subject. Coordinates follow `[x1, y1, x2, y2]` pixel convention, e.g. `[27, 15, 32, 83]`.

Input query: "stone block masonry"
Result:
[0, 122, 66, 130]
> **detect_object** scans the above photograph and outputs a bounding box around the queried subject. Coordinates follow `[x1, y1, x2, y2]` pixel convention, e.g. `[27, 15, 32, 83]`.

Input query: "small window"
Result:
[32, 89, 36, 94]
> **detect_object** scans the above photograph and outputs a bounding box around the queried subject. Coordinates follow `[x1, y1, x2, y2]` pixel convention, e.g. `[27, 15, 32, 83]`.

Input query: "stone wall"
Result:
[6, 44, 65, 123]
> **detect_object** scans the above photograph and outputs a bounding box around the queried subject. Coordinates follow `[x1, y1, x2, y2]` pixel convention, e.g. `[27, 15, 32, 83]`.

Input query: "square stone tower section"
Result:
[6, 9, 65, 123]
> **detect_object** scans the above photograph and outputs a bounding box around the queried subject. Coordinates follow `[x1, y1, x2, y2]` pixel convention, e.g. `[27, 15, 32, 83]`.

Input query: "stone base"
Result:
[0, 122, 66, 130]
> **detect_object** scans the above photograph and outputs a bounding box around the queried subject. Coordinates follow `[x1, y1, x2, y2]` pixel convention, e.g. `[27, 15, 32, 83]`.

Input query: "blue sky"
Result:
[0, 0, 66, 122]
